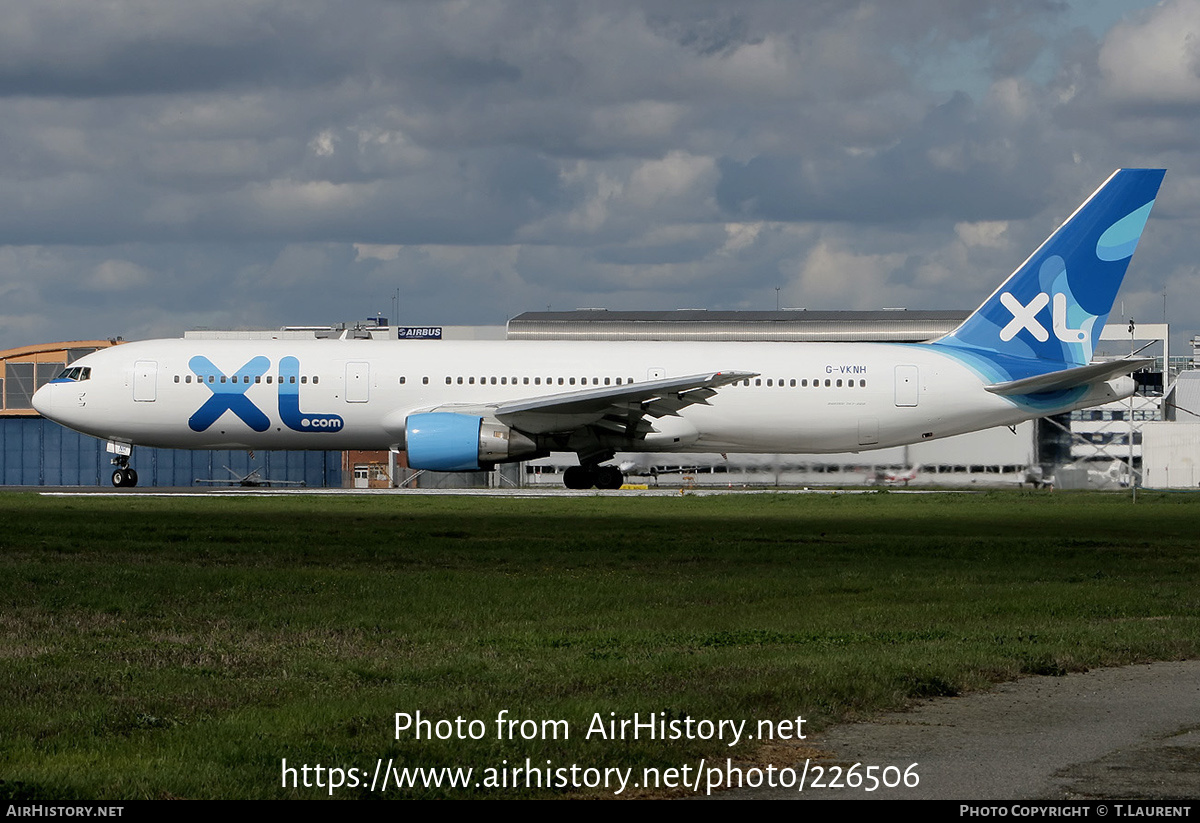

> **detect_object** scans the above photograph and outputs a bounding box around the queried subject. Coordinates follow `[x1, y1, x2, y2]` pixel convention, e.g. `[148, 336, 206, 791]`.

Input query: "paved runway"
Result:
[724, 660, 1200, 800]
[36, 485, 967, 498]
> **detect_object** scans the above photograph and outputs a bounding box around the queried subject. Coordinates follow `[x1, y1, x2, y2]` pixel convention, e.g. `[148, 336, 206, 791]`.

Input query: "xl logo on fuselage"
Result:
[187, 356, 344, 433]
[998, 292, 1088, 344]
[277, 356, 344, 431]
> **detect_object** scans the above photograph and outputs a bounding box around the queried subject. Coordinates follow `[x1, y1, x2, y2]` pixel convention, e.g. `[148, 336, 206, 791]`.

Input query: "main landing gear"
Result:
[563, 464, 624, 490]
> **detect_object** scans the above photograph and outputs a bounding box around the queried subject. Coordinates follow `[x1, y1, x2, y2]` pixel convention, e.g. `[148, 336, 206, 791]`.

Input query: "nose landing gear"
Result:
[110, 455, 138, 487]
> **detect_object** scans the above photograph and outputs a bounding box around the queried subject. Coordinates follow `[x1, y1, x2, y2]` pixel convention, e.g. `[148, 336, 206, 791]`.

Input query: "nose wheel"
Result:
[111, 468, 138, 487]
[110, 453, 138, 488]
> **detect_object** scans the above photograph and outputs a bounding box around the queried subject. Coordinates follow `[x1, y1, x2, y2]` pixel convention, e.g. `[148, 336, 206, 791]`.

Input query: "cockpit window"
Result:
[55, 366, 91, 382]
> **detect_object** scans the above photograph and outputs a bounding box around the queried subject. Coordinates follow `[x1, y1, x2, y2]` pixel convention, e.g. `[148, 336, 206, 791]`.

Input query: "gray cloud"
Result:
[0, 0, 1194, 353]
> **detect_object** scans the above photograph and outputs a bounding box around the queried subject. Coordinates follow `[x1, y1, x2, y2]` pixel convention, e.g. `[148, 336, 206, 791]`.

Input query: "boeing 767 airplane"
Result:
[33, 169, 1164, 489]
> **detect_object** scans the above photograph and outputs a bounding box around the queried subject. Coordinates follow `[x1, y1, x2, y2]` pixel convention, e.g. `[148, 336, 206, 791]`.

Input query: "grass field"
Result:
[2, 489, 1198, 799]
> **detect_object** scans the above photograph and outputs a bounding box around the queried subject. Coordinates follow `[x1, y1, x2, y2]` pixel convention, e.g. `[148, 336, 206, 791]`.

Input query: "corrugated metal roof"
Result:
[506, 310, 970, 342]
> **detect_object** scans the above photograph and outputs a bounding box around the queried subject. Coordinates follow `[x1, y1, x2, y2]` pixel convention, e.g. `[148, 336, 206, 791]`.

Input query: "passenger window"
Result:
[313, 376, 319, 384]
[423, 377, 429, 385]
[302, 376, 308, 384]
[289, 376, 296, 384]
[174, 375, 179, 383]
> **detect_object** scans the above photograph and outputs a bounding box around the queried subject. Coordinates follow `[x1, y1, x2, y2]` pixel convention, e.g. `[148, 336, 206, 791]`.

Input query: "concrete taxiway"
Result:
[36, 485, 969, 498]
[725, 660, 1200, 800]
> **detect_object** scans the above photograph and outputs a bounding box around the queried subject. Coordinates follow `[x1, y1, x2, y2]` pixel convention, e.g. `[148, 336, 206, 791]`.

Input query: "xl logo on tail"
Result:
[998, 292, 1087, 344]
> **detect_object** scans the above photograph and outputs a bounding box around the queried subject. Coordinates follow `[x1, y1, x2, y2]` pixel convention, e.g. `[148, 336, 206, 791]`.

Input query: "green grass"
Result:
[2, 490, 1198, 798]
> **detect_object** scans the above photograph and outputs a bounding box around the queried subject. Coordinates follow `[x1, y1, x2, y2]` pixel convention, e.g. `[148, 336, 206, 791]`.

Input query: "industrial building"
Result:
[1143, 366, 1200, 488]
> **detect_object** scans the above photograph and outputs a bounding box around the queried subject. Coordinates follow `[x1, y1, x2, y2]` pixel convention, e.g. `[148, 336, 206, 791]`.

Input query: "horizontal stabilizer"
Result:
[984, 357, 1153, 396]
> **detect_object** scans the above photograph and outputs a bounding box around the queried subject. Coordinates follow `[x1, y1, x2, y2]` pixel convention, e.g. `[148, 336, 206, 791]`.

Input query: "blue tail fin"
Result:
[934, 169, 1164, 371]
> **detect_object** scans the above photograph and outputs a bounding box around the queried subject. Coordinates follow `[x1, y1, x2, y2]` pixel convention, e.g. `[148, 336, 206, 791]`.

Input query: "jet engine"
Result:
[405, 412, 541, 471]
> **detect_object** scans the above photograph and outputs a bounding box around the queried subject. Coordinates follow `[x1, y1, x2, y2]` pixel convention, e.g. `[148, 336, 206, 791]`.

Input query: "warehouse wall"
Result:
[0, 417, 341, 487]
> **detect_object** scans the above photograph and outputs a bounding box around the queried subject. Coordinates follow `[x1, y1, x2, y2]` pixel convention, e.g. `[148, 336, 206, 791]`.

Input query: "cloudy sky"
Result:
[1, 0, 1197, 352]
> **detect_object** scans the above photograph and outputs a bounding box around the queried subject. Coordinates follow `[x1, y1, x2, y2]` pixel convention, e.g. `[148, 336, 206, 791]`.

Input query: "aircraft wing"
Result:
[491, 370, 756, 435]
[984, 357, 1153, 396]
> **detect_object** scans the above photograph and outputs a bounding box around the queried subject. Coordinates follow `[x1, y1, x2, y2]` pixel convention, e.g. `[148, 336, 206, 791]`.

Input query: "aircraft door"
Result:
[346, 361, 370, 403]
[133, 360, 158, 402]
[894, 365, 919, 407]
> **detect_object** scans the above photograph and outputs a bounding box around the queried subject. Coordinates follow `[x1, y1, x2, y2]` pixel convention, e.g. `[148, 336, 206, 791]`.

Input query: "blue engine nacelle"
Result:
[405, 412, 539, 471]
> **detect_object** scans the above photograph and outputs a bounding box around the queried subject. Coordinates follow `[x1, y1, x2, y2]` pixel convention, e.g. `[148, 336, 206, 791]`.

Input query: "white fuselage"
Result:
[32, 338, 1128, 457]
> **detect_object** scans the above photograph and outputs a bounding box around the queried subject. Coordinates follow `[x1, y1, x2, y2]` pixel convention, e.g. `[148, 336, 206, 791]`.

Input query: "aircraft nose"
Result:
[31, 382, 54, 416]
